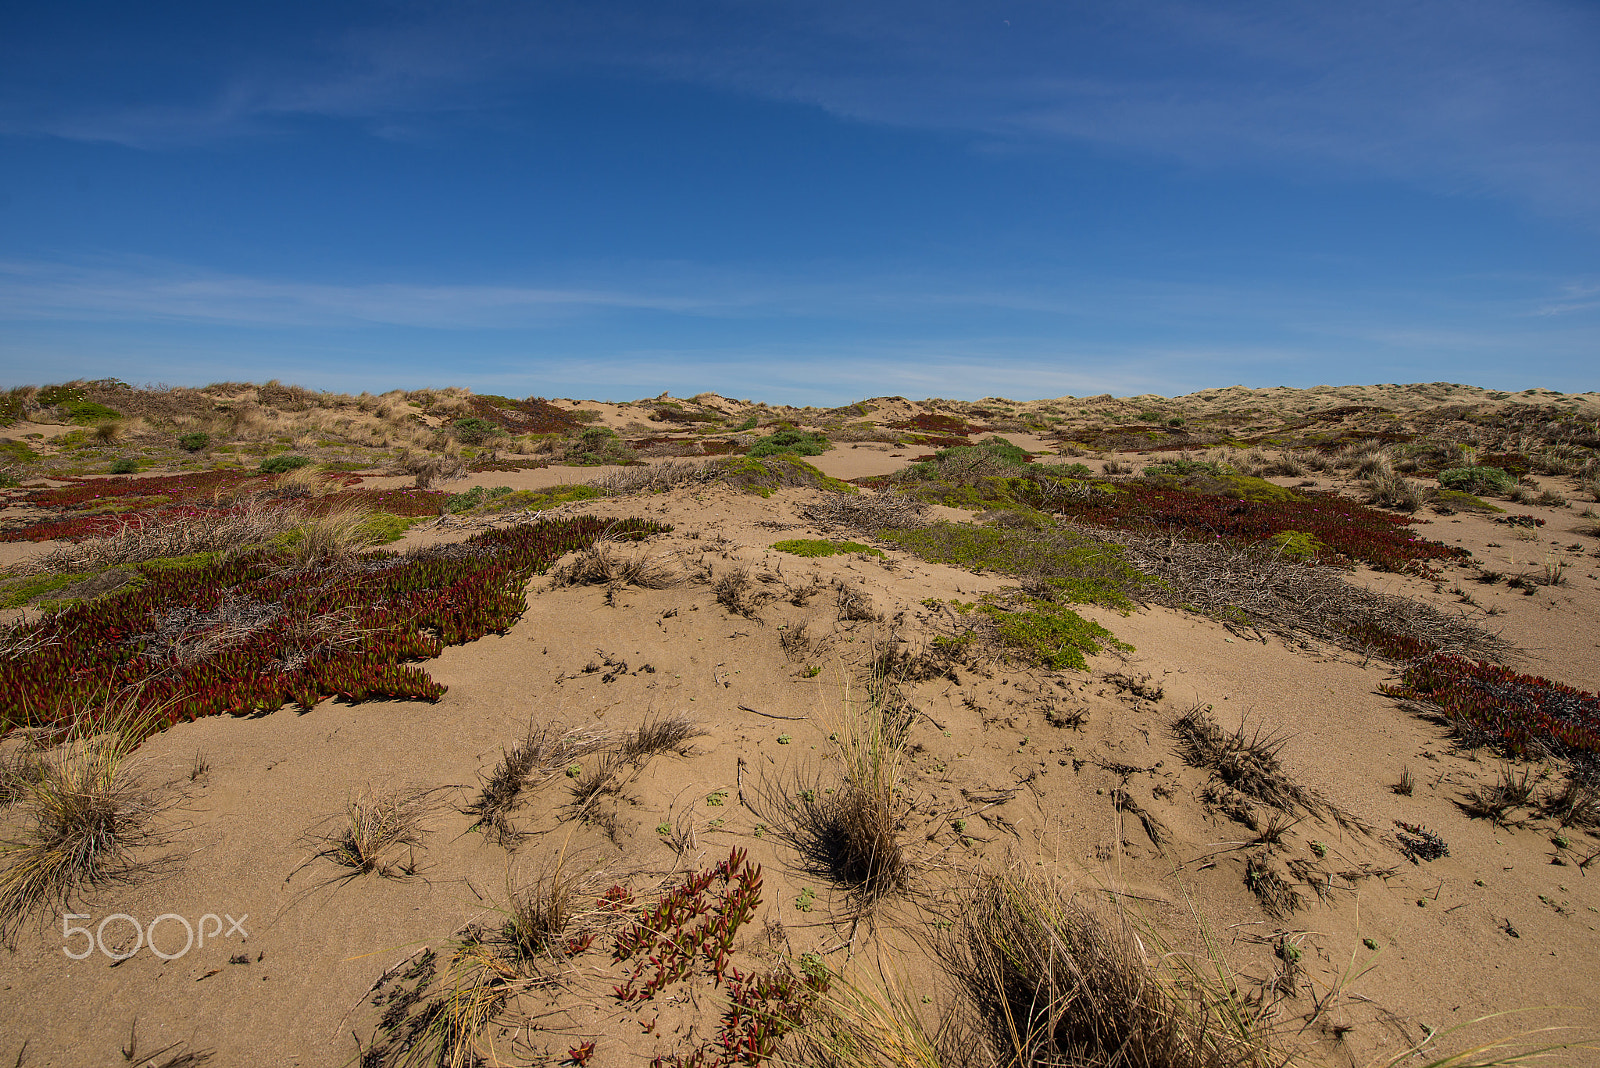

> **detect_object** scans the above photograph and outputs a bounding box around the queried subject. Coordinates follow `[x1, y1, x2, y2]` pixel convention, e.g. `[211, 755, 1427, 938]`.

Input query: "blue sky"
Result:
[1, 1, 1596, 404]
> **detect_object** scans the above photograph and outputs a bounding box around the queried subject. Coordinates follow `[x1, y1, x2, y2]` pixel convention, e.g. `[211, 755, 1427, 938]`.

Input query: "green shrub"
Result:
[1432, 488, 1502, 513]
[713, 455, 854, 498]
[770, 539, 882, 558]
[1141, 460, 1298, 502]
[981, 598, 1131, 671]
[747, 428, 830, 457]
[451, 417, 503, 445]
[562, 426, 634, 466]
[63, 401, 121, 425]
[1266, 530, 1323, 561]
[177, 432, 211, 452]
[1438, 466, 1516, 496]
[444, 485, 514, 513]
[109, 458, 139, 475]
[358, 512, 420, 544]
[879, 521, 1150, 610]
[260, 454, 313, 474]
[0, 442, 40, 465]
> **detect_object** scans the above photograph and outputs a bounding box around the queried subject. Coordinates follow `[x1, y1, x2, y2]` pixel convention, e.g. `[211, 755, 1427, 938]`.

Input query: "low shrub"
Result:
[1438, 465, 1516, 496]
[260, 453, 313, 474]
[770, 539, 882, 558]
[1141, 459, 1300, 502]
[747, 428, 831, 457]
[108, 458, 138, 475]
[177, 431, 211, 452]
[451, 417, 504, 445]
[980, 597, 1131, 671]
[562, 426, 635, 466]
[878, 521, 1151, 610]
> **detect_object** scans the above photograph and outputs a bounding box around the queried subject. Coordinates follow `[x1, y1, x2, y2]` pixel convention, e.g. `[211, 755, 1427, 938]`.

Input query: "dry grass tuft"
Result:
[0, 706, 162, 946]
[792, 971, 953, 1068]
[279, 500, 376, 571]
[1243, 851, 1304, 918]
[466, 724, 613, 845]
[1172, 705, 1327, 819]
[550, 538, 680, 589]
[941, 865, 1280, 1068]
[766, 690, 909, 902]
[1459, 765, 1548, 828]
[322, 785, 439, 878]
[500, 854, 594, 965]
[1541, 774, 1600, 828]
[618, 712, 706, 764]
[714, 566, 771, 618]
[591, 459, 723, 495]
[1364, 471, 1424, 512]
[834, 578, 879, 622]
[376, 931, 530, 1068]
[267, 463, 337, 499]
[801, 491, 931, 533]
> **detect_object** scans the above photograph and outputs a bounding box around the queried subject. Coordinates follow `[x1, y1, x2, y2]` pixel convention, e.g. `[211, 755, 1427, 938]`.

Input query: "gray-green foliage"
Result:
[1438, 465, 1516, 496]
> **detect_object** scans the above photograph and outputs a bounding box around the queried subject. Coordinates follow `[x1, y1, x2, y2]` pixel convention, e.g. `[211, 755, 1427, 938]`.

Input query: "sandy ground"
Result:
[2, 389, 1599, 1067]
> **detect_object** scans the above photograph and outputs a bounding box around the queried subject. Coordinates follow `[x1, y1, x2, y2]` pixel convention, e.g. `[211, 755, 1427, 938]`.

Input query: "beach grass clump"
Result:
[941, 865, 1280, 1068]
[766, 694, 910, 903]
[465, 723, 614, 845]
[322, 785, 437, 877]
[0, 705, 161, 945]
[1172, 704, 1328, 819]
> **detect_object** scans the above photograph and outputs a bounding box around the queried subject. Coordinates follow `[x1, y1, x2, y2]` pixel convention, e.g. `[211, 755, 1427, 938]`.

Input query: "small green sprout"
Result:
[706, 789, 728, 806]
[795, 887, 816, 912]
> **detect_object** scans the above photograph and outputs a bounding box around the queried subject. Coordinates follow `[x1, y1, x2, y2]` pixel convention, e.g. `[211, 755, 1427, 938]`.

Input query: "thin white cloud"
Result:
[0, 259, 736, 327]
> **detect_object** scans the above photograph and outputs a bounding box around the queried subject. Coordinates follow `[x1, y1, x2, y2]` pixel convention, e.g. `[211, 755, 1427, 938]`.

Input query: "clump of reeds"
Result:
[0, 706, 161, 946]
[500, 853, 596, 965]
[941, 866, 1280, 1068]
[322, 785, 438, 877]
[766, 689, 909, 901]
[549, 538, 681, 589]
[466, 724, 613, 845]
[1364, 470, 1424, 512]
[1172, 704, 1325, 818]
[278, 500, 377, 571]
